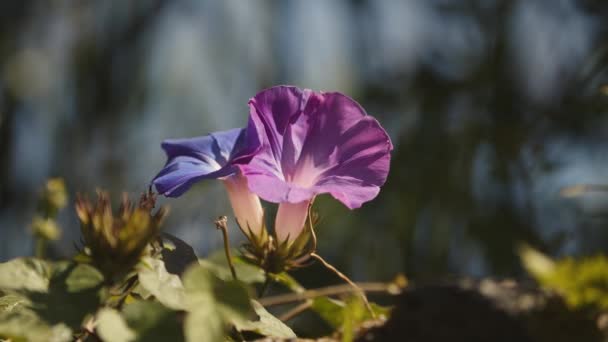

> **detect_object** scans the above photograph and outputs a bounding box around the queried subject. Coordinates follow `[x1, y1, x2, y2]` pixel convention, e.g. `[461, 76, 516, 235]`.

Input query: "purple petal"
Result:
[242, 86, 392, 208]
[153, 127, 259, 197]
[153, 156, 233, 197]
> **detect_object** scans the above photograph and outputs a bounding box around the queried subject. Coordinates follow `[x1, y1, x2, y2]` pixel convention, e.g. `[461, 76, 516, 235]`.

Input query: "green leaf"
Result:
[311, 297, 345, 328]
[0, 261, 103, 341]
[64, 263, 104, 292]
[0, 258, 52, 292]
[26, 262, 103, 329]
[0, 294, 29, 313]
[311, 296, 392, 339]
[341, 296, 367, 342]
[0, 308, 72, 342]
[203, 251, 265, 284]
[137, 257, 185, 310]
[184, 305, 224, 342]
[182, 263, 254, 342]
[234, 300, 296, 338]
[122, 301, 184, 342]
[521, 248, 608, 311]
[269, 272, 305, 293]
[96, 308, 136, 342]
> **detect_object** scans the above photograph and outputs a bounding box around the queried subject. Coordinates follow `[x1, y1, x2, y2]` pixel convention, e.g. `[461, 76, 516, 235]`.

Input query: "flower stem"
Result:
[278, 300, 313, 322]
[258, 272, 271, 297]
[258, 281, 402, 307]
[34, 236, 46, 258]
[214, 216, 238, 281]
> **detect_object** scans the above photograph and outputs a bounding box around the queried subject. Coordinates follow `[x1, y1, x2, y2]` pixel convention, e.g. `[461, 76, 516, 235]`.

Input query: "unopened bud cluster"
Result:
[75, 190, 168, 281]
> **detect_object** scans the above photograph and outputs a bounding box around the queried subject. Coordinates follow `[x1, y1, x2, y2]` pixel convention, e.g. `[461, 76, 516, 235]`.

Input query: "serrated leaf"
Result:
[96, 308, 135, 342]
[234, 300, 296, 338]
[182, 263, 254, 342]
[137, 257, 185, 310]
[0, 258, 52, 292]
[122, 301, 184, 342]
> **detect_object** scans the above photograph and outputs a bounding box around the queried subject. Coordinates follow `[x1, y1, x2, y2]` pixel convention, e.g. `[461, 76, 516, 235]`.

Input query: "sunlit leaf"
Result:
[0, 308, 72, 342]
[137, 257, 185, 310]
[0, 294, 29, 313]
[520, 246, 608, 311]
[234, 300, 296, 338]
[184, 305, 223, 342]
[0, 258, 52, 292]
[342, 296, 368, 342]
[518, 244, 556, 280]
[269, 272, 305, 293]
[312, 295, 391, 331]
[96, 308, 136, 342]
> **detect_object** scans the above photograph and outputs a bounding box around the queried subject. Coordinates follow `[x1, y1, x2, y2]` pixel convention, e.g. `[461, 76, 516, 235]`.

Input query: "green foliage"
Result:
[0, 259, 104, 341]
[0, 308, 72, 342]
[122, 301, 184, 342]
[137, 256, 185, 310]
[182, 263, 253, 341]
[96, 308, 135, 342]
[521, 246, 608, 311]
[234, 301, 296, 338]
[312, 295, 391, 341]
[0, 188, 396, 341]
[0, 258, 52, 292]
[202, 250, 265, 284]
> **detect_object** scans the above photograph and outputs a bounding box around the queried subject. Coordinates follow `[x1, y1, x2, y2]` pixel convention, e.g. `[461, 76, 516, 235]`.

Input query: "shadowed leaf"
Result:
[182, 263, 254, 342]
[123, 300, 184, 342]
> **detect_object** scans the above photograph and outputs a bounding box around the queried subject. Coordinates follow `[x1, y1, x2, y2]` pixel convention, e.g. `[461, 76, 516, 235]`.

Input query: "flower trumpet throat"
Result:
[75, 190, 168, 280]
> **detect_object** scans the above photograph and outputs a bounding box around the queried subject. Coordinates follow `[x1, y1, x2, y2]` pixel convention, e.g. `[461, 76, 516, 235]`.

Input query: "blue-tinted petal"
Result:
[153, 127, 259, 197]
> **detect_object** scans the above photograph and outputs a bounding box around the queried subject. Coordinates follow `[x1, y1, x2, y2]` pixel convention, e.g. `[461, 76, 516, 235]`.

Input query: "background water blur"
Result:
[1, 0, 608, 285]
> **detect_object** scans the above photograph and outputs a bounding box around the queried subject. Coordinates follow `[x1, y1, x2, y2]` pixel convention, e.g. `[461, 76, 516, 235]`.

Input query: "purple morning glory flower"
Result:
[152, 127, 264, 234]
[240, 86, 393, 242]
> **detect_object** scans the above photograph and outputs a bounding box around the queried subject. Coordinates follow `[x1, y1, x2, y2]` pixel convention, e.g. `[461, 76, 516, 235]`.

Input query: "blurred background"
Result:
[1, 0, 608, 285]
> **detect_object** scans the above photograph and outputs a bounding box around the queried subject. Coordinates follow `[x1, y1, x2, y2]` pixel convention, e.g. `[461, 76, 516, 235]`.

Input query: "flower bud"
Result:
[75, 190, 167, 281]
